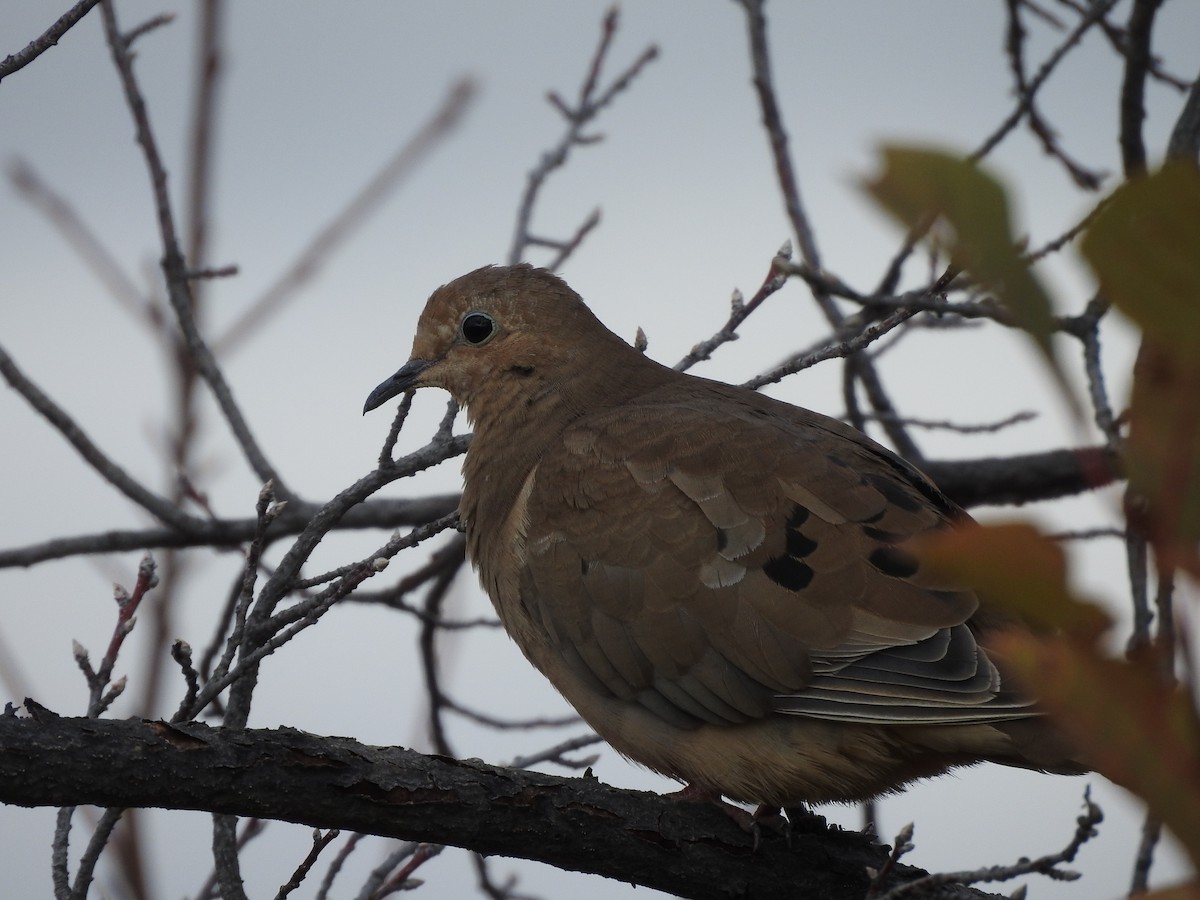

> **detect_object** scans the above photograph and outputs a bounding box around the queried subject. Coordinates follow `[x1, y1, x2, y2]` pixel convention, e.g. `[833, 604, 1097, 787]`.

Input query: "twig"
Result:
[0, 343, 200, 531]
[100, 0, 294, 503]
[171, 640, 200, 714]
[1048, 526, 1126, 541]
[739, 0, 923, 461]
[369, 843, 442, 899]
[316, 832, 365, 900]
[443, 698, 580, 731]
[507, 6, 658, 265]
[674, 242, 791, 372]
[1004, 0, 1105, 188]
[0, 493, 461, 568]
[194, 818, 265, 900]
[859, 410, 1037, 435]
[0, 0, 103, 82]
[7, 160, 164, 332]
[509, 733, 603, 770]
[379, 392, 415, 468]
[275, 829, 341, 900]
[215, 79, 476, 355]
[1054, 0, 1189, 89]
[418, 555, 466, 757]
[1167, 69, 1200, 162]
[743, 306, 920, 391]
[75, 553, 158, 717]
[971, 0, 1121, 164]
[181, 511, 462, 720]
[68, 807, 125, 900]
[872, 790, 1103, 899]
[184, 0, 224, 272]
[199, 482, 281, 720]
[1118, 0, 1166, 177]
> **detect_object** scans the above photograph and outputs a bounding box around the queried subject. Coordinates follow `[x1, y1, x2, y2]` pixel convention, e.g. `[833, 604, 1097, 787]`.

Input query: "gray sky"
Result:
[2, 2, 1198, 897]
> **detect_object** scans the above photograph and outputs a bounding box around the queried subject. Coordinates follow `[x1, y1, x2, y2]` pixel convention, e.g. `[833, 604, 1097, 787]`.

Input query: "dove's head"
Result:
[363, 264, 630, 418]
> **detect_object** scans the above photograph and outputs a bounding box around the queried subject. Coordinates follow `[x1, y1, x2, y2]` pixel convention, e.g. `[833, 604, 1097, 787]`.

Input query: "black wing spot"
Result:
[580, 558, 590, 576]
[786, 505, 810, 528]
[716, 529, 728, 553]
[868, 545, 920, 578]
[785, 527, 818, 558]
[763, 555, 814, 591]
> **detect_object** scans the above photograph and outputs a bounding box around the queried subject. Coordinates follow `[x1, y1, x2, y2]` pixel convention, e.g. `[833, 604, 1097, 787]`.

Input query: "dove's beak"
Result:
[362, 359, 434, 414]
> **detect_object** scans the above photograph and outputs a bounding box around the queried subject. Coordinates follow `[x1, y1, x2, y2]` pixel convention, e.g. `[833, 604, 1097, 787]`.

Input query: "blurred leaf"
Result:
[864, 146, 1076, 412]
[1082, 165, 1200, 573]
[992, 631, 1200, 872]
[1126, 343, 1200, 574]
[918, 522, 1111, 639]
[1081, 164, 1200, 354]
[1143, 883, 1200, 900]
[1137, 888, 1200, 900]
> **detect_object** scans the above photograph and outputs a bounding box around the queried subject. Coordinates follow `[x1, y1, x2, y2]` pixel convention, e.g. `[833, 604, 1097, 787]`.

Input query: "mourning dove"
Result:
[364, 264, 1082, 808]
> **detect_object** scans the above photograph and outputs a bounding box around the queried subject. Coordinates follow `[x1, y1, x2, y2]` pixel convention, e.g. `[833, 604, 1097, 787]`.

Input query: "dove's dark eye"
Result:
[460, 312, 496, 345]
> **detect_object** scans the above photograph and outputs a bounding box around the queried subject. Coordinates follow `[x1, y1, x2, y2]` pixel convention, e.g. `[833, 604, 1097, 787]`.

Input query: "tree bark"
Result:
[0, 703, 1002, 899]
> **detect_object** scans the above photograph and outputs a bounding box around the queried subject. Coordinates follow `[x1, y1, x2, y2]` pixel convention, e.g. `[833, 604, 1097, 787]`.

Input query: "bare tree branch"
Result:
[0, 712, 1010, 900]
[0, 0, 102, 82]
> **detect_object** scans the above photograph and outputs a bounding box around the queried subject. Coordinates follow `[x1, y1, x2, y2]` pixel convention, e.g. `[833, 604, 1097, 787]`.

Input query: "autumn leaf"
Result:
[992, 631, 1200, 872]
[1082, 164, 1200, 573]
[918, 522, 1111, 639]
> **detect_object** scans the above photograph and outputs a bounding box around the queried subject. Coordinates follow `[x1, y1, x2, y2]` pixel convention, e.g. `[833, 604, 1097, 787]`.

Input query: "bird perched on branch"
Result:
[364, 264, 1082, 810]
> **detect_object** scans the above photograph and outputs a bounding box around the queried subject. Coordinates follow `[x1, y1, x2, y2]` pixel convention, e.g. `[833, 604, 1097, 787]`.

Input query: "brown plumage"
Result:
[364, 263, 1082, 806]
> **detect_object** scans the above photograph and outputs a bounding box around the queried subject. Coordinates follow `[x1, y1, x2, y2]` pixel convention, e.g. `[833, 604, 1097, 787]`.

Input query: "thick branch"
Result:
[0, 442, 1119, 569]
[924, 446, 1119, 509]
[0, 711, 989, 900]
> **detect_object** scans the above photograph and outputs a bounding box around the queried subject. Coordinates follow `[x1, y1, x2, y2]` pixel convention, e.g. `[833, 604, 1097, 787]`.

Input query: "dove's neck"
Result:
[460, 334, 667, 543]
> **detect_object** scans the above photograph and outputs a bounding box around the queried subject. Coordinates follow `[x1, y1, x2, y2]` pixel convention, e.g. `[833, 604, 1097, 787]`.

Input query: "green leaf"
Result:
[864, 146, 1073, 412]
[1081, 163, 1200, 354]
[1084, 165, 1200, 572]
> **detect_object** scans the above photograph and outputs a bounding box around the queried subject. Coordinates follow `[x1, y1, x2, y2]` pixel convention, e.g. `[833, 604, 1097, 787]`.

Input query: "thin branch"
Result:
[0, 342, 199, 531]
[275, 829, 340, 900]
[674, 243, 791, 372]
[215, 78, 476, 355]
[7, 160, 164, 332]
[0, 0, 103, 82]
[1167, 66, 1200, 163]
[0, 493, 461, 569]
[100, 0, 293, 501]
[739, 0, 923, 461]
[507, 7, 658, 265]
[743, 306, 920, 391]
[1118, 0, 1166, 178]
[970, 0, 1121, 164]
[872, 789, 1103, 899]
[181, 511, 462, 721]
[859, 410, 1037, 435]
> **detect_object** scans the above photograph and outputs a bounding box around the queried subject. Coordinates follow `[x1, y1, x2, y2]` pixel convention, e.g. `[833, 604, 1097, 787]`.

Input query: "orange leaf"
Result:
[992, 631, 1200, 871]
[918, 522, 1111, 638]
